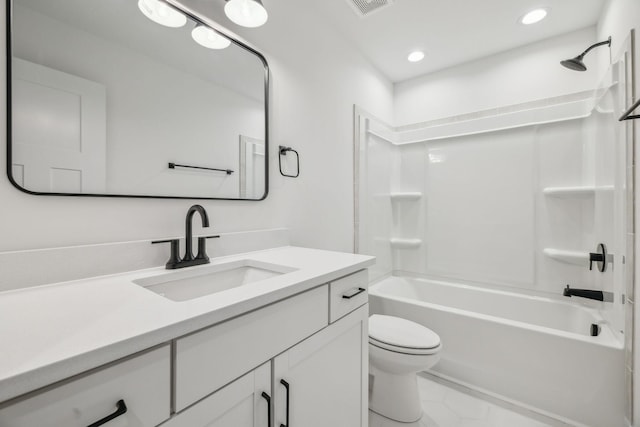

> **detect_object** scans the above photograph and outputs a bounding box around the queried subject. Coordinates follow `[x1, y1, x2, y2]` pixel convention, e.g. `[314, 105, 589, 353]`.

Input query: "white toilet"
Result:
[369, 314, 442, 423]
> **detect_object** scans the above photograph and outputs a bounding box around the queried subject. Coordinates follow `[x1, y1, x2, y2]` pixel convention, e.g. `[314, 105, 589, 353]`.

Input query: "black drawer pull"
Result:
[87, 399, 127, 427]
[280, 379, 290, 427]
[342, 287, 366, 299]
[261, 392, 272, 427]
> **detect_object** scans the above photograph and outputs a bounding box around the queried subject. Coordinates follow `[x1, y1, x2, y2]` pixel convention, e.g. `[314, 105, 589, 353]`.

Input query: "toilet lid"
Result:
[369, 315, 440, 352]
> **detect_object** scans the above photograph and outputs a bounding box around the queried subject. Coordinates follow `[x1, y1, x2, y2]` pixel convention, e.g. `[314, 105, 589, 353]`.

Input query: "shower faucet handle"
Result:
[588, 243, 607, 272]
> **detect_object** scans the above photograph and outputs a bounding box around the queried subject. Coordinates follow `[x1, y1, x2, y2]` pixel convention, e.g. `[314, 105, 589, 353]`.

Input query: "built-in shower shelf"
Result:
[542, 185, 614, 198]
[543, 248, 588, 266]
[390, 192, 422, 201]
[390, 238, 422, 249]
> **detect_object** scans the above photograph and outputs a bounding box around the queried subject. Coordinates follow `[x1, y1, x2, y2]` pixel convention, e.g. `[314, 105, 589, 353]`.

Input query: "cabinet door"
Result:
[274, 305, 368, 427]
[163, 362, 271, 427]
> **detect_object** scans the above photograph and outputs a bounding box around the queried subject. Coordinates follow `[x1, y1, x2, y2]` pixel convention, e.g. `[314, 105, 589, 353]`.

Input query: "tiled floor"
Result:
[369, 375, 564, 427]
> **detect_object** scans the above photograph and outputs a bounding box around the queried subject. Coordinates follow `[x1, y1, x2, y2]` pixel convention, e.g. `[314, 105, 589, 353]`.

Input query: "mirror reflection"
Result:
[9, 0, 268, 199]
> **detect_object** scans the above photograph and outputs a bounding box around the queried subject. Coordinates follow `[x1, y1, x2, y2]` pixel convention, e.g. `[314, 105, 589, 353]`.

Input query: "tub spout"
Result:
[563, 285, 613, 302]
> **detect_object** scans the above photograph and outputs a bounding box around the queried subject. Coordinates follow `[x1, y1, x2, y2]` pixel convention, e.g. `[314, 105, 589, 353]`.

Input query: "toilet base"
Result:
[369, 363, 423, 423]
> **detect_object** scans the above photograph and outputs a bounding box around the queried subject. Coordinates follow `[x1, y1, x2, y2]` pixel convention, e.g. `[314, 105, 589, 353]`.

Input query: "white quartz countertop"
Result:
[0, 246, 374, 403]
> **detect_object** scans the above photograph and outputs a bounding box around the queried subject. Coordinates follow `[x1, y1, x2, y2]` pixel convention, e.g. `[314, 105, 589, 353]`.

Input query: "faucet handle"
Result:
[196, 235, 220, 261]
[152, 239, 181, 269]
[589, 243, 607, 272]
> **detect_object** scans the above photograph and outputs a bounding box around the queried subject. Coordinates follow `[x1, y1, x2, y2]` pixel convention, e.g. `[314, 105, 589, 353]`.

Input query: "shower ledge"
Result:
[542, 185, 614, 198]
[390, 192, 422, 201]
[390, 238, 422, 249]
[543, 248, 589, 266]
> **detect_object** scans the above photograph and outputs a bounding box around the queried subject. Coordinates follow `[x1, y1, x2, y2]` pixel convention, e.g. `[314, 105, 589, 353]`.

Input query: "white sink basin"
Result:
[133, 260, 297, 302]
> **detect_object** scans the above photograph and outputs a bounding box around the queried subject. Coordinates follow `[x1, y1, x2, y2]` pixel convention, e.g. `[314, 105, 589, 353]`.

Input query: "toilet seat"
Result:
[369, 339, 441, 355]
[369, 314, 440, 355]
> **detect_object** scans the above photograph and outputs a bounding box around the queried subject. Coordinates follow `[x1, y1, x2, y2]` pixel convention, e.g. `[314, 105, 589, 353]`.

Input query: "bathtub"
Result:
[369, 275, 624, 427]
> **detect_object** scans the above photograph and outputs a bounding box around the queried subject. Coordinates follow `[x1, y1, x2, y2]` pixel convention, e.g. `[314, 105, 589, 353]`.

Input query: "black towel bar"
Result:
[168, 162, 233, 175]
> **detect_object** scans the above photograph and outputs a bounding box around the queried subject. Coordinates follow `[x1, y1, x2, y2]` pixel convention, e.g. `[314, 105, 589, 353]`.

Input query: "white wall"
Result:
[597, 0, 640, 79]
[394, 27, 599, 126]
[0, 0, 393, 252]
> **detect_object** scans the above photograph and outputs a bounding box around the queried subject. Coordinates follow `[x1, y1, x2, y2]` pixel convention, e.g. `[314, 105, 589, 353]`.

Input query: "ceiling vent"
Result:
[346, 0, 394, 18]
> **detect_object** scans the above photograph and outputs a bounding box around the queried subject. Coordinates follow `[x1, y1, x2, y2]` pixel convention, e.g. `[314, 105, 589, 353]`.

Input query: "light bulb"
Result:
[192, 25, 231, 49]
[224, 0, 268, 28]
[138, 0, 187, 28]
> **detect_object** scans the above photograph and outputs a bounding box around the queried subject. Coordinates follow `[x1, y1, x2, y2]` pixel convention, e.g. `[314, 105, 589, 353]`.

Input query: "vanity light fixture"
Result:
[224, 0, 269, 28]
[138, 0, 187, 28]
[192, 25, 232, 49]
[520, 8, 548, 25]
[407, 51, 425, 63]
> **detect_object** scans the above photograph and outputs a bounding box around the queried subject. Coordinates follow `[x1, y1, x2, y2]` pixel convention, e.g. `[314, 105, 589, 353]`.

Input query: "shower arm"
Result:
[578, 37, 611, 58]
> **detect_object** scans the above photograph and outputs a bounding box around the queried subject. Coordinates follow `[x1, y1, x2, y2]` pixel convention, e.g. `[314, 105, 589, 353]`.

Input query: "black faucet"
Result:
[563, 285, 613, 302]
[184, 204, 209, 262]
[152, 205, 220, 269]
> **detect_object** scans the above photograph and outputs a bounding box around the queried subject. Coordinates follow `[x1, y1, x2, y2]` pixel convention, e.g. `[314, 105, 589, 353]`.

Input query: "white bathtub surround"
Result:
[0, 228, 289, 293]
[0, 246, 373, 403]
[369, 275, 624, 427]
[355, 91, 621, 291]
[357, 92, 629, 299]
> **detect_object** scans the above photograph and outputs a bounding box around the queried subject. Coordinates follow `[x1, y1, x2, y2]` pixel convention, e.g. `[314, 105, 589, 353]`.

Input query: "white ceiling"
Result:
[306, 0, 606, 82]
[26, 0, 606, 86]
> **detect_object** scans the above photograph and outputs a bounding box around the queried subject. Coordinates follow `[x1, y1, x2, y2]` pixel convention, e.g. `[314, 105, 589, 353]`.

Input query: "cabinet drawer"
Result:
[329, 270, 368, 323]
[0, 346, 171, 427]
[175, 285, 329, 411]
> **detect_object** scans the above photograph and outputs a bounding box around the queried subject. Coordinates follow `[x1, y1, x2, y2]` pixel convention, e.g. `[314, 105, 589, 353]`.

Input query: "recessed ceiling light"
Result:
[407, 51, 425, 63]
[520, 8, 548, 25]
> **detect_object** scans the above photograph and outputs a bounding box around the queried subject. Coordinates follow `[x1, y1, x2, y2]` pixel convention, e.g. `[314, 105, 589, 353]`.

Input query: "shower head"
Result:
[560, 36, 611, 71]
[560, 56, 587, 72]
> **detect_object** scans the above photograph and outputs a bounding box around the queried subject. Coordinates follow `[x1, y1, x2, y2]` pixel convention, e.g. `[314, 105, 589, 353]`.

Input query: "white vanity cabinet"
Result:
[0, 267, 370, 427]
[274, 305, 368, 427]
[173, 282, 369, 427]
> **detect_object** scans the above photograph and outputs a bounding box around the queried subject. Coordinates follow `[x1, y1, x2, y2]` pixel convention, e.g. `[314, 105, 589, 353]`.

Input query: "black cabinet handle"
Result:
[342, 287, 366, 299]
[280, 379, 290, 427]
[86, 400, 127, 427]
[261, 392, 272, 427]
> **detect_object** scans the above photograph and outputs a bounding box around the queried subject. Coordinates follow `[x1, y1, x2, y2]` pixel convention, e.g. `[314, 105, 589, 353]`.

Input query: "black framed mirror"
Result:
[7, 0, 269, 200]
